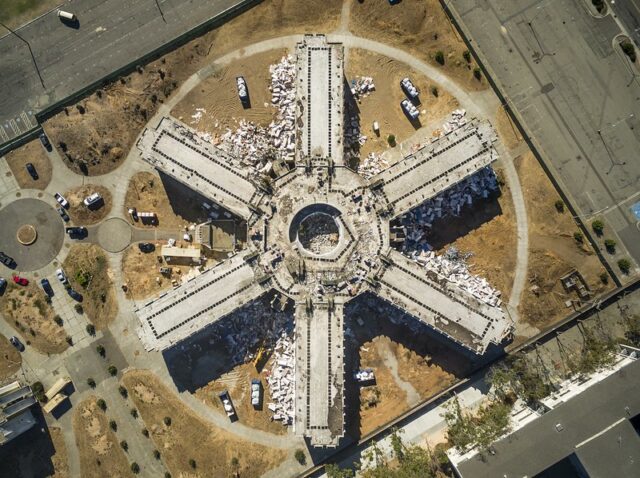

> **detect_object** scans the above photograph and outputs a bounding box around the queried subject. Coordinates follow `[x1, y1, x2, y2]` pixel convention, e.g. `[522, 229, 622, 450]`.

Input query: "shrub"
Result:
[54, 315, 63, 326]
[618, 258, 631, 274]
[142, 428, 149, 437]
[87, 378, 96, 388]
[573, 231, 584, 243]
[463, 50, 471, 63]
[165, 473, 172, 478]
[430, 86, 439, 97]
[592, 0, 605, 13]
[120, 440, 128, 451]
[435, 50, 445, 65]
[96, 345, 105, 357]
[620, 40, 636, 62]
[163, 416, 172, 426]
[74, 304, 83, 314]
[66, 336, 73, 346]
[109, 420, 117, 431]
[118, 386, 128, 398]
[153, 449, 161, 460]
[108, 365, 117, 376]
[294, 449, 306, 465]
[86, 324, 95, 335]
[130, 462, 140, 474]
[387, 134, 396, 147]
[604, 239, 616, 253]
[473, 67, 482, 81]
[97, 398, 107, 411]
[554, 200, 564, 212]
[31, 382, 46, 402]
[130, 408, 138, 418]
[599, 272, 609, 284]
[591, 219, 604, 235]
[189, 459, 197, 469]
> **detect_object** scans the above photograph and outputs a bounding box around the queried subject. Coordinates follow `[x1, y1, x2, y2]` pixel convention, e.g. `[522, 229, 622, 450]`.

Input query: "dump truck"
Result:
[219, 390, 236, 419]
[250, 379, 262, 408]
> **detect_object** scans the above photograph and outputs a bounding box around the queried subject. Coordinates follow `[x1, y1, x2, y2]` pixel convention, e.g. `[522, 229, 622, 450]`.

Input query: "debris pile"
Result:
[349, 76, 375, 99]
[221, 120, 273, 168]
[408, 247, 502, 307]
[438, 109, 468, 136]
[266, 332, 295, 425]
[190, 108, 206, 125]
[357, 152, 389, 179]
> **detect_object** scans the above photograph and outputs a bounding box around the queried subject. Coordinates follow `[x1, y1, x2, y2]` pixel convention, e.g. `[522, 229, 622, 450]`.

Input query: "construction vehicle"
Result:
[253, 342, 271, 372]
[250, 379, 262, 408]
[236, 76, 249, 105]
[219, 390, 236, 419]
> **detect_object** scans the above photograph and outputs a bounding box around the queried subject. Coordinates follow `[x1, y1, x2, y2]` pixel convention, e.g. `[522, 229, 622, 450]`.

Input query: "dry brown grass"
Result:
[494, 106, 524, 151]
[122, 369, 287, 478]
[349, 0, 487, 92]
[48, 427, 70, 478]
[62, 245, 118, 330]
[73, 397, 133, 478]
[4, 138, 53, 190]
[0, 283, 68, 354]
[0, 333, 21, 381]
[62, 184, 112, 226]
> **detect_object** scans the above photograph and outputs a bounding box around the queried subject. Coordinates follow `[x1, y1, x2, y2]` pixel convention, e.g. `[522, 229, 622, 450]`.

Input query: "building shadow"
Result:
[343, 78, 362, 170]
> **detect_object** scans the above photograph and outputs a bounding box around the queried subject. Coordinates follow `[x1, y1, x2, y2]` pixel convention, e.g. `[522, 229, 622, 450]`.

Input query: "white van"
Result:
[57, 10, 77, 21]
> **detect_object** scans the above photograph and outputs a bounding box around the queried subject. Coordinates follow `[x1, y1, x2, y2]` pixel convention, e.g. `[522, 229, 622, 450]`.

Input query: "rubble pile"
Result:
[349, 76, 375, 99]
[357, 152, 389, 179]
[396, 166, 499, 247]
[438, 108, 468, 136]
[220, 120, 273, 168]
[408, 247, 502, 307]
[190, 107, 206, 125]
[266, 333, 295, 425]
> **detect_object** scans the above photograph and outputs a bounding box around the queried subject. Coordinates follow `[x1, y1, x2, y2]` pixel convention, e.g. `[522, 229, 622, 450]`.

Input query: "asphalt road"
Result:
[447, 0, 640, 277]
[609, 0, 640, 46]
[0, 0, 251, 146]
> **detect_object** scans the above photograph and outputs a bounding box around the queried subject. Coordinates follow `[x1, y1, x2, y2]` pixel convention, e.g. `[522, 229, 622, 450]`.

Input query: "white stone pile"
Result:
[349, 76, 375, 98]
[439, 109, 468, 136]
[268, 55, 297, 162]
[358, 152, 389, 179]
[221, 120, 273, 168]
[190, 107, 206, 125]
[266, 332, 295, 425]
[408, 247, 502, 307]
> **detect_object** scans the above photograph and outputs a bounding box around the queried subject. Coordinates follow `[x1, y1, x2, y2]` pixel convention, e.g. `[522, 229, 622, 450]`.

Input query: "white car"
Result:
[54, 193, 69, 209]
[83, 193, 102, 207]
[55, 268, 68, 284]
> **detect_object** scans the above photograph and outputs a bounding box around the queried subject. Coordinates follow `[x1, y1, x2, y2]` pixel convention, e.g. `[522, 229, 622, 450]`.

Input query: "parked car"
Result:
[55, 268, 68, 284]
[54, 193, 69, 209]
[39, 132, 51, 151]
[66, 226, 88, 239]
[25, 163, 39, 180]
[12, 276, 29, 286]
[138, 242, 155, 253]
[57, 207, 70, 222]
[40, 278, 54, 297]
[83, 193, 102, 207]
[67, 288, 83, 302]
[9, 336, 24, 352]
[0, 252, 16, 269]
[0, 278, 6, 295]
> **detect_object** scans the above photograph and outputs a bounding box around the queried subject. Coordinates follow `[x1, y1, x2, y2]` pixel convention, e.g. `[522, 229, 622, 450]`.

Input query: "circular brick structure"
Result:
[16, 225, 37, 245]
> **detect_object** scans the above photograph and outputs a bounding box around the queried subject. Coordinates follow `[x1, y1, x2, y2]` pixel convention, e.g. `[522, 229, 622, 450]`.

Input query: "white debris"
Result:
[190, 108, 206, 124]
[265, 332, 295, 425]
[358, 152, 389, 179]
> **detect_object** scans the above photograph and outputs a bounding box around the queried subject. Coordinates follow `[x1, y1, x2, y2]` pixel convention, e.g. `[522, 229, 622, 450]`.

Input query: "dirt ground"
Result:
[121, 243, 193, 300]
[41, 0, 342, 177]
[0, 282, 68, 354]
[123, 171, 199, 229]
[48, 427, 70, 478]
[357, 336, 456, 436]
[0, 0, 60, 29]
[195, 361, 288, 436]
[122, 369, 288, 478]
[73, 397, 133, 478]
[62, 244, 118, 330]
[349, 0, 487, 92]
[172, 49, 287, 138]
[62, 184, 112, 225]
[4, 138, 53, 189]
[0, 332, 21, 380]
[346, 49, 460, 160]
[495, 106, 524, 151]
[515, 152, 612, 331]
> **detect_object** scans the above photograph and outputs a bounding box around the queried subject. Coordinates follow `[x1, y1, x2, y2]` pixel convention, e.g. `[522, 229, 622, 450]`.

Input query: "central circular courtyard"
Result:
[289, 204, 343, 257]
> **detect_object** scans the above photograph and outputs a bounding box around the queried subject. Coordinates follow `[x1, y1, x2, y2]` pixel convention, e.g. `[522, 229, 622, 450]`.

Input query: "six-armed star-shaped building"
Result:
[134, 35, 513, 447]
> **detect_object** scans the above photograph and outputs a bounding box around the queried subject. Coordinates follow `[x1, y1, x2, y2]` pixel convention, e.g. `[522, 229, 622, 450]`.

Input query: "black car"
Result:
[26, 162, 39, 180]
[0, 252, 16, 269]
[67, 288, 83, 302]
[66, 226, 88, 239]
[40, 278, 54, 297]
[57, 207, 70, 222]
[0, 278, 6, 295]
[9, 336, 25, 352]
[39, 132, 51, 151]
[138, 242, 155, 253]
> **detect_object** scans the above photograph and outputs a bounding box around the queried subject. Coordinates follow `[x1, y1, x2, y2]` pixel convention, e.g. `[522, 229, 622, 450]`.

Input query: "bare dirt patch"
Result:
[0, 282, 68, 354]
[195, 362, 288, 436]
[73, 397, 133, 478]
[123, 172, 196, 229]
[0, 333, 21, 380]
[495, 106, 524, 151]
[4, 138, 53, 189]
[123, 369, 287, 477]
[345, 48, 460, 160]
[0, 0, 61, 29]
[171, 49, 286, 138]
[63, 184, 112, 226]
[62, 244, 118, 330]
[48, 427, 69, 478]
[349, 0, 487, 92]
[516, 152, 612, 330]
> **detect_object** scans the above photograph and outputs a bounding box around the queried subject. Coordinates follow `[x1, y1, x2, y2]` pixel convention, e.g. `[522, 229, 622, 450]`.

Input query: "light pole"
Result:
[0, 21, 45, 89]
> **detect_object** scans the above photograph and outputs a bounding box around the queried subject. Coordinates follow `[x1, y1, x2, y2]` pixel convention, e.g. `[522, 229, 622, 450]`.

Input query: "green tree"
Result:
[473, 67, 482, 81]
[463, 50, 471, 63]
[434, 51, 445, 65]
[118, 386, 128, 398]
[163, 416, 172, 426]
[387, 134, 396, 147]
[573, 231, 584, 243]
[294, 449, 306, 465]
[96, 398, 107, 411]
[591, 219, 604, 235]
[554, 200, 564, 212]
[96, 344, 105, 357]
[325, 464, 354, 478]
[130, 462, 140, 474]
[108, 365, 117, 376]
[604, 239, 616, 253]
[86, 324, 95, 335]
[618, 258, 631, 274]
[620, 40, 637, 62]
[188, 459, 197, 469]
[87, 378, 96, 388]
[430, 86, 439, 97]
[120, 440, 128, 451]
[109, 420, 117, 431]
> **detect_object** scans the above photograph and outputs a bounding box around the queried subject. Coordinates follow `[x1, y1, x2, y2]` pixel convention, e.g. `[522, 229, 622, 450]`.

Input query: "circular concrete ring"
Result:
[17, 225, 37, 245]
[97, 217, 132, 253]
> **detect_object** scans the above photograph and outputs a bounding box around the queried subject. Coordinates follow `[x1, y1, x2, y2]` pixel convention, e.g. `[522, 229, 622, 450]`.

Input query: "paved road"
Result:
[0, 0, 252, 147]
[608, 0, 640, 47]
[446, 0, 640, 278]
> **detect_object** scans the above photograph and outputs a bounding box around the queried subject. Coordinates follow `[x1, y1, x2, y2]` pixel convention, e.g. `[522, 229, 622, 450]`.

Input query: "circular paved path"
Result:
[0, 198, 64, 271]
[97, 217, 132, 253]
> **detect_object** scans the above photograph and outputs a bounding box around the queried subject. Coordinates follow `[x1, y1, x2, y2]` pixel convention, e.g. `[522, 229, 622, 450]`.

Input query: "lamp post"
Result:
[0, 21, 45, 89]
